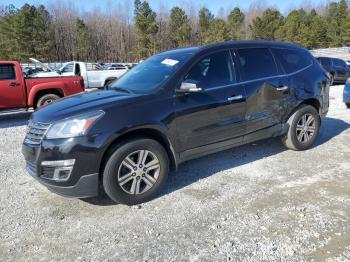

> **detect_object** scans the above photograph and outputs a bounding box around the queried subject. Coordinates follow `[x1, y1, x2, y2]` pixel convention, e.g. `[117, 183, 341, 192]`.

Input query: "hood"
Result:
[29, 58, 52, 72]
[32, 90, 140, 123]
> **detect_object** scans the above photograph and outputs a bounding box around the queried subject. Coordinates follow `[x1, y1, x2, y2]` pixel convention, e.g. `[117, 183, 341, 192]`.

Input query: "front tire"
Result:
[102, 138, 169, 205]
[281, 105, 321, 151]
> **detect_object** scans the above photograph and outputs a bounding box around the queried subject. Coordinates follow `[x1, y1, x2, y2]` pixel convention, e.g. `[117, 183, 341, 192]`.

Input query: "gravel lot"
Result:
[0, 86, 349, 261]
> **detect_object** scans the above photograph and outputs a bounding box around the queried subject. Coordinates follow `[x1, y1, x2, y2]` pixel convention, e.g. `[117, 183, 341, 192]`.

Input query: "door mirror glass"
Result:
[176, 81, 203, 93]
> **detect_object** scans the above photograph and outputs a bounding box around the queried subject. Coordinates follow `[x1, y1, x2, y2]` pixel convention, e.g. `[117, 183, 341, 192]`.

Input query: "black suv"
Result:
[317, 57, 350, 84]
[22, 41, 330, 205]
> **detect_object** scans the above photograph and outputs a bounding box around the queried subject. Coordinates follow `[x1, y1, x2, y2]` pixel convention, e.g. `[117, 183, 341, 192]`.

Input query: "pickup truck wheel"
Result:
[281, 105, 321, 151]
[36, 94, 60, 108]
[102, 138, 169, 205]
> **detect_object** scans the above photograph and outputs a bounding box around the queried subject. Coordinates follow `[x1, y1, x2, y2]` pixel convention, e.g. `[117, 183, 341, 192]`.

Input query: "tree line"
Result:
[1, 0, 350, 63]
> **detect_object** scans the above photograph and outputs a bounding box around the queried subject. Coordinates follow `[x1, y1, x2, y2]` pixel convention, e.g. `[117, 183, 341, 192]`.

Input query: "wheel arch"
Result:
[33, 88, 64, 109]
[285, 98, 321, 123]
[104, 77, 118, 87]
[99, 127, 179, 179]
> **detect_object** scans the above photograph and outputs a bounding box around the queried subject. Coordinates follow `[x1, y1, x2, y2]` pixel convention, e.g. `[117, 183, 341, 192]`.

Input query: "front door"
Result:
[174, 50, 246, 158]
[0, 63, 25, 110]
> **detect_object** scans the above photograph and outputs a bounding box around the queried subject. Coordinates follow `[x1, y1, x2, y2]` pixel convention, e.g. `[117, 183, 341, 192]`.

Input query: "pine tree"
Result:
[0, 4, 51, 60]
[227, 7, 245, 40]
[198, 7, 213, 44]
[168, 7, 191, 48]
[133, 0, 158, 59]
[75, 18, 91, 61]
[204, 18, 229, 44]
[250, 8, 284, 40]
[343, 13, 350, 46]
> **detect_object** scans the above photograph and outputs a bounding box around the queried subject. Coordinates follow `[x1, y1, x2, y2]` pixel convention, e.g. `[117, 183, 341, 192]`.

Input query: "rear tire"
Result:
[281, 105, 321, 151]
[36, 94, 60, 108]
[102, 138, 169, 205]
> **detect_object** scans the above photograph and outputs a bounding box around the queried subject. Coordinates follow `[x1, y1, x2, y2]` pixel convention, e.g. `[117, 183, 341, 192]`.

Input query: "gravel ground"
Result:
[0, 86, 349, 261]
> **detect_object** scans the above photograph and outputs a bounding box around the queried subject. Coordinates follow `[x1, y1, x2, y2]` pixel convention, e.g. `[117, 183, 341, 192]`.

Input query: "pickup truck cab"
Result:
[0, 61, 84, 110]
[30, 59, 128, 88]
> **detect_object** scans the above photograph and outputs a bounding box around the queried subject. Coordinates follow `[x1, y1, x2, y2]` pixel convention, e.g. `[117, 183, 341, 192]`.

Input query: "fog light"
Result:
[41, 159, 75, 182]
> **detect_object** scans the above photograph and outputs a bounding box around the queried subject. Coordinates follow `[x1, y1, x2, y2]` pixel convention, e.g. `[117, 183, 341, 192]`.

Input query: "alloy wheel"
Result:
[117, 150, 161, 195]
[296, 113, 316, 143]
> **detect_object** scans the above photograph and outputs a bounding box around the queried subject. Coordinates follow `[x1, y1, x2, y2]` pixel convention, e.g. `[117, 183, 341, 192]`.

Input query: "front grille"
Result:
[24, 120, 51, 145]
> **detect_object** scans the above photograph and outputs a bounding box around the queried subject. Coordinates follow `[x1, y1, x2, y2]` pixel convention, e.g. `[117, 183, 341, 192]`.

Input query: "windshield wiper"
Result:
[112, 87, 132, 93]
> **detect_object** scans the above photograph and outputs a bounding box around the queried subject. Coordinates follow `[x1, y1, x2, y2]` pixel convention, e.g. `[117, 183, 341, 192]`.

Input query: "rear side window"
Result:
[273, 48, 312, 74]
[333, 59, 346, 67]
[236, 48, 278, 81]
[62, 63, 74, 73]
[185, 50, 235, 89]
[0, 64, 16, 80]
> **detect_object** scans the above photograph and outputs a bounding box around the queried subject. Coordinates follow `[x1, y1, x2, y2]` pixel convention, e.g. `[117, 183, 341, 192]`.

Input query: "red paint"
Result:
[0, 61, 84, 110]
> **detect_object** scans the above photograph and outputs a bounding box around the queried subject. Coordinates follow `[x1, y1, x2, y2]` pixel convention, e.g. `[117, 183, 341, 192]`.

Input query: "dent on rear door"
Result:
[244, 76, 290, 133]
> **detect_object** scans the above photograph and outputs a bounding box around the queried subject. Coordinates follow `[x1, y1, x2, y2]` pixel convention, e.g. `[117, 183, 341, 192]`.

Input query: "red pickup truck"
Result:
[0, 61, 84, 111]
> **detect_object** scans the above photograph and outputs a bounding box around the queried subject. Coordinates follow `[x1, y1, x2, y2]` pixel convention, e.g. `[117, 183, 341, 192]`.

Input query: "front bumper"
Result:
[26, 164, 98, 198]
[22, 136, 103, 198]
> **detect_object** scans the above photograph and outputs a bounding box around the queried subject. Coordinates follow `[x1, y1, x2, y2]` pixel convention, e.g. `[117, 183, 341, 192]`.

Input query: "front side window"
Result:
[185, 50, 235, 89]
[111, 52, 193, 94]
[236, 48, 278, 81]
[273, 48, 312, 74]
[319, 58, 331, 68]
[0, 64, 16, 80]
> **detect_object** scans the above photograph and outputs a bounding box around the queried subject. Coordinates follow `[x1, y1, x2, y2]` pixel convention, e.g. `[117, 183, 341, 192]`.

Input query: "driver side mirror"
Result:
[176, 81, 203, 94]
[56, 69, 62, 75]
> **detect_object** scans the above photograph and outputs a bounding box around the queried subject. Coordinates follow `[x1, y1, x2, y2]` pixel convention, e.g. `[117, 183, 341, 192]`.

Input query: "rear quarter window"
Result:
[272, 48, 312, 74]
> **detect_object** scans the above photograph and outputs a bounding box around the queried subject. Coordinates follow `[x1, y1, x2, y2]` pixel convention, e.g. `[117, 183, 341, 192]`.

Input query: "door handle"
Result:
[9, 82, 20, 87]
[276, 86, 289, 91]
[228, 95, 244, 102]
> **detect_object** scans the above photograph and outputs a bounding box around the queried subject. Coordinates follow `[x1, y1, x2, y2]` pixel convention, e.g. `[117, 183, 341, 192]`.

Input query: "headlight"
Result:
[45, 111, 104, 139]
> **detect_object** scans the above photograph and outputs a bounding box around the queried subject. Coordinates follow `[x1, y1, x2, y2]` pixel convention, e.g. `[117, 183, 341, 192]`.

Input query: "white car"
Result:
[29, 59, 128, 88]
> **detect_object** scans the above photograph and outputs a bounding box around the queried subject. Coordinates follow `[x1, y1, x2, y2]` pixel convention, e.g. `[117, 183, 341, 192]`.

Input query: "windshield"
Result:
[111, 52, 194, 93]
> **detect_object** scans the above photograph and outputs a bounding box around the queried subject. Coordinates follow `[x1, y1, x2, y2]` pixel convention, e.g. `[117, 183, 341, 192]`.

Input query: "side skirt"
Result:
[178, 123, 288, 164]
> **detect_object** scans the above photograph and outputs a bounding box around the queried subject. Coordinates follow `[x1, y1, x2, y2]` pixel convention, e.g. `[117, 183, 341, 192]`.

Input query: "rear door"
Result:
[174, 50, 246, 156]
[0, 63, 26, 109]
[234, 47, 290, 135]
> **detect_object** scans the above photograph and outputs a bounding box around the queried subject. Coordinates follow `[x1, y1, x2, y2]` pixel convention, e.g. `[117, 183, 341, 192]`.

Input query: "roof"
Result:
[160, 40, 303, 56]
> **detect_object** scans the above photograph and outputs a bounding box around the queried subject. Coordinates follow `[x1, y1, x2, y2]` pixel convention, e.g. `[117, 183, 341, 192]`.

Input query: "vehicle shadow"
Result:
[0, 112, 31, 128]
[83, 117, 350, 206]
[315, 117, 350, 147]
